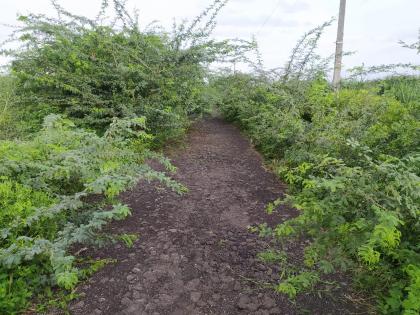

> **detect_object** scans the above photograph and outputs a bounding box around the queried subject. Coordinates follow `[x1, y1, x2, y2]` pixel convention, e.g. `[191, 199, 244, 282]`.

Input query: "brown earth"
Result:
[66, 118, 366, 315]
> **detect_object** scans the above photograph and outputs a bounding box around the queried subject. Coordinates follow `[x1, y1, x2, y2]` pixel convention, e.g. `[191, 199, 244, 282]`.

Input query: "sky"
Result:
[0, 0, 419, 75]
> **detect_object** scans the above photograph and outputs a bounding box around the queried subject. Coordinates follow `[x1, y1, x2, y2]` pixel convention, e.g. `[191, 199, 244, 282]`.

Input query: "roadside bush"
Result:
[0, 1, 253, 312]
[3, 0, 249, 143]
[0, 114, 184, 313]
[0, 76, 22, 139]
[214, 60, 419, 314]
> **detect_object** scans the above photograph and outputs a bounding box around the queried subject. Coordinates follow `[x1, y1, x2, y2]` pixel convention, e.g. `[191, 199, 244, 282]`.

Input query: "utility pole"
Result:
[332, 0, 346, 90]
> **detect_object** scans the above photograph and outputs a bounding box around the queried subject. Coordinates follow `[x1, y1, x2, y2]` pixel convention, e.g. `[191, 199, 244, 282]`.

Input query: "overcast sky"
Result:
[1, 0, 419, 74]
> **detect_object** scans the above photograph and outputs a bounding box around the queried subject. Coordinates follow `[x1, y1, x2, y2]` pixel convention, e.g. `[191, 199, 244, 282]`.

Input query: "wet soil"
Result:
[67, 118, 365, 315]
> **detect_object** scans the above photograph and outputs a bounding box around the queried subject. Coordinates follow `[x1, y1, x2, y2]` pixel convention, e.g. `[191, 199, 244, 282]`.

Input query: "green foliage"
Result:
[0, 114, 183, 313]
[213, 40, 420, 313]
[1, 1, 418, 313]
[77, 258, 117, 280]
[34, 257, 115, 313]
[0, 76, 21, 139]
[266, 198, 281, 215]
[2, 0, 251, 143]
[276, 272, 320, 299]
[117, 233, 138, 248]
[0, 1, 251, 312]
[257, 250, 287, 265]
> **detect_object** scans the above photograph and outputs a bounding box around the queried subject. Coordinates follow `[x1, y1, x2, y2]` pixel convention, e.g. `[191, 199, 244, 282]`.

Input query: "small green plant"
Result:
[276, 272, 320, 299]
[266, 198, 281, 214]
[0, 76, 19, 139]
[78, 258, 118, 280]
[118, 234, 139, 248]
[34, 258, 116, 314]
[257, 250, 287, 265]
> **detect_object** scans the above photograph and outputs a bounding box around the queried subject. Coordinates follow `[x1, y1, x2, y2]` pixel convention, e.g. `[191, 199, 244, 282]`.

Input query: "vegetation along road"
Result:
[0, 0, 418, 314]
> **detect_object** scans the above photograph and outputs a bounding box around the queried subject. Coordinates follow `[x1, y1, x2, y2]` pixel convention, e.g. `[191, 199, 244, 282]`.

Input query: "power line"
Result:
[256, 0, 282, 36]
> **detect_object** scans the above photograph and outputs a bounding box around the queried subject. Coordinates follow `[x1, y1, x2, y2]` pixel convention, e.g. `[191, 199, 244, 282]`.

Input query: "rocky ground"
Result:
[66, 118, 365, 315]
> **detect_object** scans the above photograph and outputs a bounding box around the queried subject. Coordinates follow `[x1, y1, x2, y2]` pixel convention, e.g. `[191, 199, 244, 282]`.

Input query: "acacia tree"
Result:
[2, 0, 252, 140]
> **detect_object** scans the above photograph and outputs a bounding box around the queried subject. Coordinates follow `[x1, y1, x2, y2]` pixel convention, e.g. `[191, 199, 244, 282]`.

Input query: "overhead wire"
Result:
[255, 0, 282, 36]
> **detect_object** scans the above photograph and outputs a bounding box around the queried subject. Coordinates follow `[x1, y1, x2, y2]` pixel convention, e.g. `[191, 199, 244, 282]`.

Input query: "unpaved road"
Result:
[68, 119, 363, 315]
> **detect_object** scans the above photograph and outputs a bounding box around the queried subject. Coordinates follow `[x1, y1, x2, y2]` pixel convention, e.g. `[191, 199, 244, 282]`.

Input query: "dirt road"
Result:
[68, 119, 362, 315]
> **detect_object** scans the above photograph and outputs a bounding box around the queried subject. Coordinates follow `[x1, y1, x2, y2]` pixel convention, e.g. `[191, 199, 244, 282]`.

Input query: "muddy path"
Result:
[68, 118, 363, 315]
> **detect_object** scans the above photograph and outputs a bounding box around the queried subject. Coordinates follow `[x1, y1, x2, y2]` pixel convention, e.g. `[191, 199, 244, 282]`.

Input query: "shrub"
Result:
[3, 0, 251, 144]
[0, 114, 184, 313]
[214, 68, 420, 314]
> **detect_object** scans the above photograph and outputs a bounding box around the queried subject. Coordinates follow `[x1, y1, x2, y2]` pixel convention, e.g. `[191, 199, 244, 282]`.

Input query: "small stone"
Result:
[211, 293, 221, 301]
[221, 275, 234, 283]
[190, 291, 202, 303]
[143, 271, 157, 283]
[133, 283, 144, 290]
[208, 299, 217, 307]
[158, 294, 173, 306]
[210, 275, 219, 282]
[126, 274, 136, 282]
[169, 229, 177, 233]
[237, 295, 250, 309]
[262, 296, 276, 309]
[123, 303, 143, 314]
[132, 267, 141, 273]
[91, 309, 102, 315]
[247, 301, 261, 311]
[121, 297, 132, 306]
[172, 279, 184, 288]
[233, 281, 241, 291]
[99, 277, 109, 283]
[73, 301, 85, 309]
[186, 278, 200, 291]
[197, 300, 206, 307]
[134, 298, 146, 304]
[269, 307, 281, 314]
[160, 254, 170, 261]
[132, 290, 141, 299]
[145, 303, 155, 311]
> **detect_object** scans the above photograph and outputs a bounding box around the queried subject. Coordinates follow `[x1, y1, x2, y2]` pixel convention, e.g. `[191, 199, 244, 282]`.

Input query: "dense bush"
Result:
[3, 0, 249, 143]
[0, 76, 21, 139]
[0, 0, 252, 312]
[213, 36, 419, 314]
[0, 114, 185, 313]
